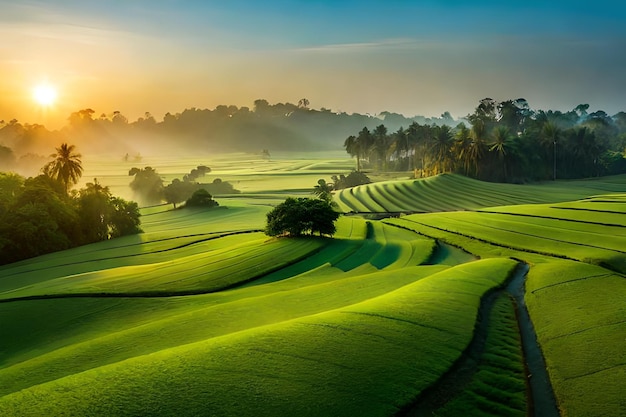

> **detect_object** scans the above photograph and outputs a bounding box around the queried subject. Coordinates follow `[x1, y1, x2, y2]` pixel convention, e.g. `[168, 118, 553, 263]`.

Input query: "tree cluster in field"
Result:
[0, 153, 141, 265]
[129, 165, 236, 207]
[185, 189, 219, 208]
[344, 99, 626, 182]
[331, 171, 372, 189]
[265, 197, 339, 237]
[312, 172, 372, 203]
[0, 100, 455, 170]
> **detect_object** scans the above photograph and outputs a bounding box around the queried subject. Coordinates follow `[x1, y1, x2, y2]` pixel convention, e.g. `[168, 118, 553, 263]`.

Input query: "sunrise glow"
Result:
[32, 83, 58, 107]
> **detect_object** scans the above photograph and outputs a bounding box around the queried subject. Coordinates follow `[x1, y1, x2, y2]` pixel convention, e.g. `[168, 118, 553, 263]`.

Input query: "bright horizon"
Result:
[1, 0, 625, 129]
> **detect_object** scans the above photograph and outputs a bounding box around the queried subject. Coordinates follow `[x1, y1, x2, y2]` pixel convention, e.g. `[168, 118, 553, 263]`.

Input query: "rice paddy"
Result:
[1, 154, 625, 416]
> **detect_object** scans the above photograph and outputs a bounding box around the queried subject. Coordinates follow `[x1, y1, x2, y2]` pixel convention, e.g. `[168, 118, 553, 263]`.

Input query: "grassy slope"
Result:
[2, 165, 625, 416]
[334, 173, 626, 213]
[437, 294, 527, 417]
[0, 213, 445, 395]
[0, 214, 437, 299]
[0, 259, 517, 417]
[0, 235, 328, 298]
[384, 194, 626, 417]
[525, 261, 626, 417]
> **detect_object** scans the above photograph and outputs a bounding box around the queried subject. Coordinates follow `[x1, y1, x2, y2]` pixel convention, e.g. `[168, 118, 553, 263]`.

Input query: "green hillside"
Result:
[334, 173, 626, 213]
[385, 194, 626, 416]
[1, 169, 624, 416]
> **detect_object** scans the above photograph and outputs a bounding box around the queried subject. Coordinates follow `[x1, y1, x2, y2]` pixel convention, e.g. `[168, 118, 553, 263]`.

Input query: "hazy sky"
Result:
[1, 0, 625, 128]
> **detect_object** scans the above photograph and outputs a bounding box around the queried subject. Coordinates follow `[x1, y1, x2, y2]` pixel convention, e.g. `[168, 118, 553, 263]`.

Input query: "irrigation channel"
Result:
[398, 259, 560, 417]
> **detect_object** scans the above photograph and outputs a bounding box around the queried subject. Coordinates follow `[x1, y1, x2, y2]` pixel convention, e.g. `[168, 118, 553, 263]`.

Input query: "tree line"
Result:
[0, 99, 455, 173]
[0, 144, 141, 265]
[344, 99, 626, 182]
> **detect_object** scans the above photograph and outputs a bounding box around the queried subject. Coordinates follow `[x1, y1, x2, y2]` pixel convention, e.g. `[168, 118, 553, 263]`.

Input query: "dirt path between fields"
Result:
[397, 261, 560, 416]
[506, 262, 560, 417]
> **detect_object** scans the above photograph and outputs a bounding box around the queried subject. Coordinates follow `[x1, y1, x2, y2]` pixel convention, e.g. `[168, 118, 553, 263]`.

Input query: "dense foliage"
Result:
[266, 197, 339, 237]
[0, 101, 454, 163]
[312, 172, 371, 203]
[331, 171, 372, 189]
[129, 167, 164, 206]
[185, 189, 219, 208]
[344, 98, 626, 182]
[0, 173, 141, 265]
[129, 165, 238, 208]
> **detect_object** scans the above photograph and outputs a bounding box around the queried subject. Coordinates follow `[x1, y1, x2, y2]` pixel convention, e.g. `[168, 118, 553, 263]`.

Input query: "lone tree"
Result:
[128, 166, 164, 205]
[185, 189, 219, 208]
[265, 197, 339, 237]
[42, 143, 83, 193]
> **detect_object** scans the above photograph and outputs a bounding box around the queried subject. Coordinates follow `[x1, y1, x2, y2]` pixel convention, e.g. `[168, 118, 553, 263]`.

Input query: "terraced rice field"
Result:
[0, 199, 517, 415]
[1, 156, 625, 416]
[384, 195, 626, 416]
[334, 173, 626, 213]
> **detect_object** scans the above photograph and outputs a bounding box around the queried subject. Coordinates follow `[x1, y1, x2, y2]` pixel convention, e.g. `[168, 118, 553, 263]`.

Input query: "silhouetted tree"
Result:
[313, 179, 333, 202]
[128, 166, 164, 205]
[540, 121, 561, 180]
[42, 143, 83, 193]
[344, 135, 361, 171]
[185, 189, 219, 208]
[490, 126, 514, 181]
[430, 125, 454, 174]
[332, 171, 371, 189]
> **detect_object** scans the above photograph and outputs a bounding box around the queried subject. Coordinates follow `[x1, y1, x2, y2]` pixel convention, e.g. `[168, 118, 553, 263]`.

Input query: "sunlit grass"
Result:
[0, 259, 516, 416]
[1, 163, 625, 415]
[334, 173, 626, 213]
[525, 261, 626, 417]
[436, 294, 527, 416]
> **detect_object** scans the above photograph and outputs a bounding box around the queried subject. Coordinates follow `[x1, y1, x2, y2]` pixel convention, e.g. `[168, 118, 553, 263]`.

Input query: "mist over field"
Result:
[1, 1, 625, 416]
[0, 102, 457, 177]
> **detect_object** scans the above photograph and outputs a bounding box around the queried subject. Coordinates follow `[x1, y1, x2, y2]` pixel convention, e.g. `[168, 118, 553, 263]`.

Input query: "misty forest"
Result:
[3, 98, 625, 182]
[1, 96, 625, 417]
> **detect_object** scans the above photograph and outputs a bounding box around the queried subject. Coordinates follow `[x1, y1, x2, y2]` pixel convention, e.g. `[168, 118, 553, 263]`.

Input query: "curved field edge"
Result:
[0, 258, 518, 417]
[525, 261, 626, 417]
[383, 212, 626, 417]
[0, 235, 330, 299]
[0, 217, 437, 300]
[385, 194, 626, 274]
[333, 173, 626, 214]
[429, 293, 527, 417]
[0, 264, 449, 393]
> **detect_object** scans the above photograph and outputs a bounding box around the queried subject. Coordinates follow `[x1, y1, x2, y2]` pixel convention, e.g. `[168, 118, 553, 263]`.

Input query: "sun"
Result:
[33, 83, 58, 106]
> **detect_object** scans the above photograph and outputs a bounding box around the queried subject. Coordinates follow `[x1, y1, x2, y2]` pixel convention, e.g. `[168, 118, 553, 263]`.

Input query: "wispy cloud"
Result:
[289, 38, 453, 54]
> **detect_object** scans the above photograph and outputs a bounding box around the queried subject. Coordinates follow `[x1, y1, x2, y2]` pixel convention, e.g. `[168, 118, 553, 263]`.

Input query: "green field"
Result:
[334, 172, 626, 213]
[1, 154, 625, 416]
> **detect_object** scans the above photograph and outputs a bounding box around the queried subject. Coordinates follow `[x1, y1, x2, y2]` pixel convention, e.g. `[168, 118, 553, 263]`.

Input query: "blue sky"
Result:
[1, 0, 625, 127]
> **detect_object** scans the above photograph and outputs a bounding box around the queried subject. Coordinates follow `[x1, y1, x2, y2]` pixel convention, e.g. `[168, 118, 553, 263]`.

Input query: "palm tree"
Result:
[82, 178, 111, 197]
[453, 124, 472, 176]
[540, 121, 561, 180]
[469, 120, 489, 178]
[392, 127, 408, 170]
[313, 179, 333, 202]
[430, 125, 454, 174]
[490, 126, 512, 181]
[372, 124, 389, 170]
[567, 126, 602, 177]
[43, 143, 83, 193]
[356, 127, 374, 168]
[344, 135, 360, 171]
[407, 123, 432, 177]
